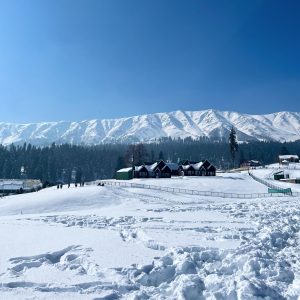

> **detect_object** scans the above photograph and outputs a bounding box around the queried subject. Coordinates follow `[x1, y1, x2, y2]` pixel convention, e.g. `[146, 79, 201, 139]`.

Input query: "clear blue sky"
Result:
[0, 0, 299, 123]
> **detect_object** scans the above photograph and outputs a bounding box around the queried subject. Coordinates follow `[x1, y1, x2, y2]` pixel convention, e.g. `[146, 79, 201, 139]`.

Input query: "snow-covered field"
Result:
[251, 164, 300, 192]
[127, 172, 268, 194]
[0, 173, 299, 299]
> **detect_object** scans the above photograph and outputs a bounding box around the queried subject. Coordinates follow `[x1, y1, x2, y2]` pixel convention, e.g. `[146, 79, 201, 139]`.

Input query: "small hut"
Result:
[116, 168, 133, 180]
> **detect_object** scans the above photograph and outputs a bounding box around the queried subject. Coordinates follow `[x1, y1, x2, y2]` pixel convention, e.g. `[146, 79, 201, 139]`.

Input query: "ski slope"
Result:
[0, 174, 299, 299]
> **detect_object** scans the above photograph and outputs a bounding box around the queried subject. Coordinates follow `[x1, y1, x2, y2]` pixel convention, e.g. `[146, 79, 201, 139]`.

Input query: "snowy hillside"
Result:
[0, 174, 299, 299]
[0, 110, 300, 145]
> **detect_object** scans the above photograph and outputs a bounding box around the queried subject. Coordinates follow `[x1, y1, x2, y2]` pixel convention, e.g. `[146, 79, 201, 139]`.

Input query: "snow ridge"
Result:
[0, 109, 299, 145]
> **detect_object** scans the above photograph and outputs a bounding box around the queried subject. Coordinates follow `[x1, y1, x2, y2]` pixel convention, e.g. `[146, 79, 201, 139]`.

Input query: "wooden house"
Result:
[157, 165, 172, 178]
[200, 160, 216, 176]
[206, 164, 216, 176]
[180, 159, 216, 176]
[134, 165, 149, 178]
[149, 160, 172, 178]
[182, 164, 196, 176]
[166, 163, 180, 176]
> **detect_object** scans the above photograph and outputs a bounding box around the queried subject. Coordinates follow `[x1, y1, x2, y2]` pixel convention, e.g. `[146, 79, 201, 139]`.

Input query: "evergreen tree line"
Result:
[0, 143, 123, 183]
[0, 140, 299, 183]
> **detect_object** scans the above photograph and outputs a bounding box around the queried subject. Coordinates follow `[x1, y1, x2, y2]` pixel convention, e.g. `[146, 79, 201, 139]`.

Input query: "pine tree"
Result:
[158, 150, 164, 160]
[239, 149, 245, 166]
[125, 144, 148, 166]
[280, 144, 289, 155]
[115, 155, 125, 171]
[150, 149, 155, 163]
[229, 126, 238, 168]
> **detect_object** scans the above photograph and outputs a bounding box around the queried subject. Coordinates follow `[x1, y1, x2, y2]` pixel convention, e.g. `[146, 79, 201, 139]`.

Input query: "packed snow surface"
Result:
[0, 173, 299, 299]
[0, 109, 300, 145]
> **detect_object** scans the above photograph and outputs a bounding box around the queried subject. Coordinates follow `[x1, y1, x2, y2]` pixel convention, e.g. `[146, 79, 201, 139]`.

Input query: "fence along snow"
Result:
[248, 172, 294, 195]
[98, 180, 299, 199]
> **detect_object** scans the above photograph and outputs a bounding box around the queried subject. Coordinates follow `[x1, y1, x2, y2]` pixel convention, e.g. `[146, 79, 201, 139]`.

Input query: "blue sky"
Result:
[0, 0, 299, 123]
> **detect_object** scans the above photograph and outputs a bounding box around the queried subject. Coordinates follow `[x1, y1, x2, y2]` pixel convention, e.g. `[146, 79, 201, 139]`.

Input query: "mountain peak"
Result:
[0, 110, 299, 146]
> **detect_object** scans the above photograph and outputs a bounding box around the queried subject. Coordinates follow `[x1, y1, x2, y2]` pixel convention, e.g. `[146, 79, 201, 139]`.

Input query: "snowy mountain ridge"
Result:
[0, 109, 300, 145]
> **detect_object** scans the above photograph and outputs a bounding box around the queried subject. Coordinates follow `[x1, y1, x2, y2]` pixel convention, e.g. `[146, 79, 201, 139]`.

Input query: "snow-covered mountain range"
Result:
[0, 110, 299, 146]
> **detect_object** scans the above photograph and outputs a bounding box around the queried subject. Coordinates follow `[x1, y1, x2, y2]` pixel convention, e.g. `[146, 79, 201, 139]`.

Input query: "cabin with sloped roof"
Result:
[182, 164, 196, 176]
[151, 161, 171, 178]
[180, 159, 216, 176]
[206, 164, 216, 176]
[134, 165, 149, 178]
[133, 160, 173, 178]
[166, 162, 180, 176]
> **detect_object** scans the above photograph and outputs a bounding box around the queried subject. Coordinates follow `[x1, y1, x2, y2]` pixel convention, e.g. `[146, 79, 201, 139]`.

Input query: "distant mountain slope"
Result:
[0, 110, 299, 145]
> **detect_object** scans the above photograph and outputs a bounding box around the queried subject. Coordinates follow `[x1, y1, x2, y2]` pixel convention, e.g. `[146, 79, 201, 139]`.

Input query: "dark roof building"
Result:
[180, 160, 216, 176]
[116, 159, 216, 179]
[134, 165, 149, 178]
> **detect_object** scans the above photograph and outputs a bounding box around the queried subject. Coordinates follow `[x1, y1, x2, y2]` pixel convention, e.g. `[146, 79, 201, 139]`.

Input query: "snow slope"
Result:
[0, 174, 299, 299]
[0, 109, 300, 145]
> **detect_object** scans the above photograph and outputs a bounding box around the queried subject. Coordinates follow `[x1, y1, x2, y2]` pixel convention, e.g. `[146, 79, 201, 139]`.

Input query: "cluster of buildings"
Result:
[240, 155, 300, 169]
[278, 155, 299, 165]
[273, 155, 300, 184]
[0, 179, 42, 196]
[116, 159, 216, 180]
[240, 160, 262, 168]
